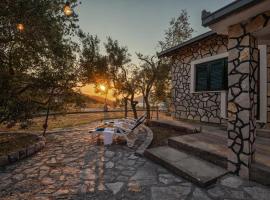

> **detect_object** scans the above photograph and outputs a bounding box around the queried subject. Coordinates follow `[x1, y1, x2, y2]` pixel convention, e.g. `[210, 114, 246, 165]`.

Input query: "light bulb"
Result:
[16, 23, 24, 32]
[64, 2, 73, 16]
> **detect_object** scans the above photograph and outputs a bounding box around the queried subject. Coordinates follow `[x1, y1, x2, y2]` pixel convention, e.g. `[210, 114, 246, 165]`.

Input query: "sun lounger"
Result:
[90, 116, 146, 147]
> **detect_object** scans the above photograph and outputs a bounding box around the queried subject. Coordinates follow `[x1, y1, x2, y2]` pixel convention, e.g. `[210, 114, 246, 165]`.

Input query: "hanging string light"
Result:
[64, 1, 73, 16]
[16, 1, 24, 32]
[16, 23, 24, 32]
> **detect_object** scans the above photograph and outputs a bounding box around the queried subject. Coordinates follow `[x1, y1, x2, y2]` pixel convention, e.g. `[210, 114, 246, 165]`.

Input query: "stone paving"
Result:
[1, 123, 270, 200]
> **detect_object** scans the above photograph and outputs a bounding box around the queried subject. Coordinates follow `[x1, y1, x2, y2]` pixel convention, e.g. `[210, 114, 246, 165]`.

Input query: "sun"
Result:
[99, 84, 106, 92]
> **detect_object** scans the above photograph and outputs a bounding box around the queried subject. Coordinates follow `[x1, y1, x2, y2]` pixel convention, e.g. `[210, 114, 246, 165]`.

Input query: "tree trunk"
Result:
[130, 95, 138, 119]
[124, 97, 128, 118]
[43, 89, 54, 136]
[144, 96, 151, 119]
[43, 102, 50, 136]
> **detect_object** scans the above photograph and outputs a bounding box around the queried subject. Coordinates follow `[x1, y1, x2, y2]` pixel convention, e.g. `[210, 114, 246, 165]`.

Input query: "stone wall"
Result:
[171, 34, 228, 123]
[226, 10, 270, 178]
[267, 46, 270, 124]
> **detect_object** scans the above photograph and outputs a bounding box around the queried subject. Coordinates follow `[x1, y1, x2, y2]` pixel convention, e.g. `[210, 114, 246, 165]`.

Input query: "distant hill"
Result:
[85, 95, 115, 107]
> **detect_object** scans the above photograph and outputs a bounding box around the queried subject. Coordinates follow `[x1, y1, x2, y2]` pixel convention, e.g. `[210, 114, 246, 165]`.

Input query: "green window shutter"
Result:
[196, 64, 208, 91]
[209, 59, 225, 91]
[195, 58, 228, 92]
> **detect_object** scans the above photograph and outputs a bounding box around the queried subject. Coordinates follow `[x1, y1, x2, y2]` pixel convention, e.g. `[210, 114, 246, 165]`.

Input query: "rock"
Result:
[192, 188, 211, 200]
[106, 182, 124, 194]
[151, 186, 191, 200]
[13, 173, 24, 181]
[158, 174, 182, 184]
[131, 163, 158, 185]
[116, 175, 129, 182]
[244, 186, 270, 200]
[127, 160, 136, 166]
[105, 161, 114, 169]
[41, 177, 55, 185]
[207, 187, 225, 198]
[121, 170, 135, 176]
[105, 151, 115, 158]
[128, 181, 141, 192]
[221, 176, 243, 188]
[54, 189, 69, 196]
[128, 154, 138, 160]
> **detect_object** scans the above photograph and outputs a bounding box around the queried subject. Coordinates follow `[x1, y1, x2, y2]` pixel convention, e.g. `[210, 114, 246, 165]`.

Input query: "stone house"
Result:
[158, 0, 270, 180]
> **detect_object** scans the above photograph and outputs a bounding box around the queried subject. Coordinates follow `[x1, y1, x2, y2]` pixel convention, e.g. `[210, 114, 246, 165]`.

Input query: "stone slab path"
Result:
[1, 123, 270, 200]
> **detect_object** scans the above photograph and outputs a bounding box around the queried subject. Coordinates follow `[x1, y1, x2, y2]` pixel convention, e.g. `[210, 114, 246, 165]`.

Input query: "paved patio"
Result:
[0, 123, 270, 200]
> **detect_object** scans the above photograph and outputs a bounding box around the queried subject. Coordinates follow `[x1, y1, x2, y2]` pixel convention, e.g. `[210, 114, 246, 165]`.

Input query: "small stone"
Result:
[116, 175, 129, 182]
[59, 175, 65, 181]
[221, 176, 243, 188]
[207, 187, 225, 198]
[128, 181, 141, 192]
[244, 186, 270, 200]
[128, 154, 138, 160]
[192, 188, 211, 200]
[106, 182, 124, 194]
[127, 160, 136, 166]
[105, 161, 114, 169]
[158, 174, 182, 184]
[121, 170, 134, 176]
[105, 151, 115, 158]
[229, 190, 246, 199]
[54, 189, 69, 196]
[98, 184, 106, 191]
[151, 186, 190, 200]
[13, 173, 24, 181]
[41, 177, 55, 185]
[47, 157, 56, 164]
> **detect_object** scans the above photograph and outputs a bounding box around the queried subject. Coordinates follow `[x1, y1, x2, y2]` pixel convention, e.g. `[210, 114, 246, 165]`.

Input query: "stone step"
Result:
[168, 133, 228, 168]
[251, 163, 270, 186]
[144, 146, 228, 187]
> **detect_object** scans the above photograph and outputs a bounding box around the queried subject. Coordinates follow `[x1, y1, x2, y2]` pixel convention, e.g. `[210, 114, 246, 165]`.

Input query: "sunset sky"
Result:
[77, 0, 233, 99]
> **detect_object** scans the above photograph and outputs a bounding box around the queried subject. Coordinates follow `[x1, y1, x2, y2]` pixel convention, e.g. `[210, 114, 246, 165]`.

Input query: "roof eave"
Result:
[202, 0, 262, 27]
[158, 31, 216, 58]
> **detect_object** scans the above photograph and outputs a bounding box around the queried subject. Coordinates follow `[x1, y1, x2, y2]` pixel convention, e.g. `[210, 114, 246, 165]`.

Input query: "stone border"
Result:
[0, 135, 46, 167]
[135, 124, 153, 156]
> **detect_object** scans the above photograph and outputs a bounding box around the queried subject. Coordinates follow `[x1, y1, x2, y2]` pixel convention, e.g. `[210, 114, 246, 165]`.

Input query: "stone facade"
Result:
[227, 11, 270, 178]
[267, 46, 270, 124]
[169, 9, 270, 179]
[171, 34, 228, 124]
[227, 30, 258, 177]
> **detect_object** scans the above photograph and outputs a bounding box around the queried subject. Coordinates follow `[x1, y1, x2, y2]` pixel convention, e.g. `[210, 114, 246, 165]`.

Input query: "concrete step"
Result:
[144, 146, 228, 187]
[251, 163, 270, 186]
[168, 133, 228, 168]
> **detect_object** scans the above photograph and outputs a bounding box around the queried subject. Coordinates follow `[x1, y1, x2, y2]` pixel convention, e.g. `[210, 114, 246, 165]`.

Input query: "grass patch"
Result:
[0, 132, 39, 156]
[0, 111, 146, 132]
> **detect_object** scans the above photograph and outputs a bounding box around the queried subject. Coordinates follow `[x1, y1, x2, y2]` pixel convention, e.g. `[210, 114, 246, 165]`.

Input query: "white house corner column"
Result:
[227, 24, 259, 178]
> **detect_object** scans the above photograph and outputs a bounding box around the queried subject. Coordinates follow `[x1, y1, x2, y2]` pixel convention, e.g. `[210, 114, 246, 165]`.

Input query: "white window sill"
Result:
[190, 90, 227, 94]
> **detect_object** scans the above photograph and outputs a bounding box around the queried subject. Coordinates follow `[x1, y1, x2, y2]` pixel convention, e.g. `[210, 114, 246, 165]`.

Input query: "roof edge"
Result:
[158, 31, 216, 58]
[202, 0, 261, 27]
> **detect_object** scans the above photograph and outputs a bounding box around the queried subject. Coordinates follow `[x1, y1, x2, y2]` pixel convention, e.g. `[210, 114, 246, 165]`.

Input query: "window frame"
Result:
[195, 58, 228, 92]
[190, 52, 229, 94]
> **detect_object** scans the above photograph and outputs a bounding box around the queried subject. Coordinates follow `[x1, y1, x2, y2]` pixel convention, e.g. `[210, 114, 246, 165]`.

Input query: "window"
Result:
[195, 58, 228, 92]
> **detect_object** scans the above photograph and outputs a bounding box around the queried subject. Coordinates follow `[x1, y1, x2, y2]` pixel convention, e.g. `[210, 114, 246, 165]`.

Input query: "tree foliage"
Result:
[0, 0, 81, 130]
[136, 54, 169, 119]
[79, 34, 141, 118]
[158, 9, 193, 50]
